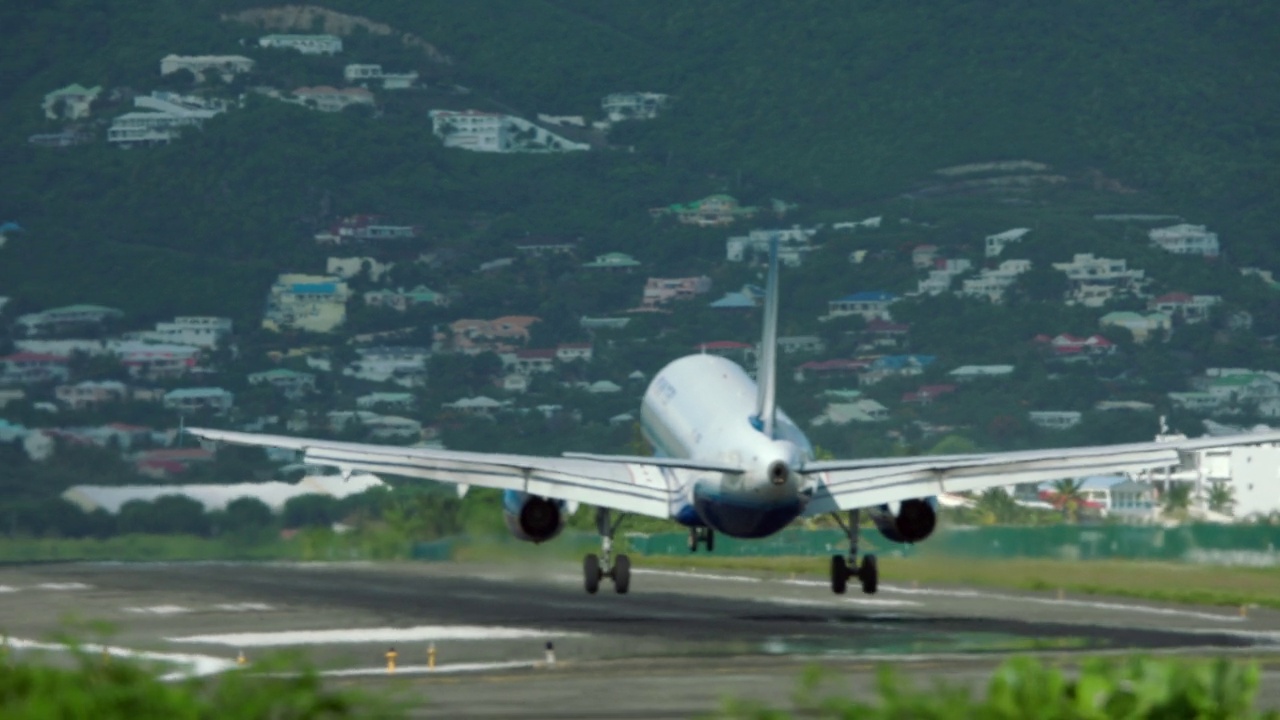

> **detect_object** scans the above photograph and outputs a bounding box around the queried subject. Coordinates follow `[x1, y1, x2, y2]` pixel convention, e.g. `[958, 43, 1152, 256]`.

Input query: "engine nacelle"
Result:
[502, 490, 567, 544]
[870, 498, 937, 544]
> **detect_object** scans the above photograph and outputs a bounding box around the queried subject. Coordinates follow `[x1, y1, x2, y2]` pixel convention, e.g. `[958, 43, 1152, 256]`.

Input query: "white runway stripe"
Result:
[168, 625, 583, 647]
[320, 660, 542, 677]
[879, 585, 1244, 623]
[3, 637, 235, 680]
[35, 582, 90, 590]
[126, 605, 192, 615]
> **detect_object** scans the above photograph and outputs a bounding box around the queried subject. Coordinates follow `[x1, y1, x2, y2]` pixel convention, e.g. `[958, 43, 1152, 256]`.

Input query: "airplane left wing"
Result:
[186, 428, 729, 519]
[799, 429, 1280, 515]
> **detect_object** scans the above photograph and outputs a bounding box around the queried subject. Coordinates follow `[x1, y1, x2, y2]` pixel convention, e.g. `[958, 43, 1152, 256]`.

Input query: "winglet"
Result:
[752, 236, 781, 437]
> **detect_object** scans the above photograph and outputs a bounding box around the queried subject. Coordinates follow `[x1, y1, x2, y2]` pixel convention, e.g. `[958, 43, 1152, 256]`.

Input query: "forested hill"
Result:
[1, 1, 1277, 320]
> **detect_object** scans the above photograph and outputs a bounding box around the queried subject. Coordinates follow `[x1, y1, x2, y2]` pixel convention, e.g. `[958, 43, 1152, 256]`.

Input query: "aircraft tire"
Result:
[688, 530, 698, 552]
[613, 554, 631, 594]
[830, 555, 848, 595]
[860, 554, 878, 595]
[584, 554, 601, 594]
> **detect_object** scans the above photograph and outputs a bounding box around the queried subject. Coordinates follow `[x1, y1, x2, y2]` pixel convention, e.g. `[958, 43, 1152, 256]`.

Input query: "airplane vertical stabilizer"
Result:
[752, 237, 781, 436]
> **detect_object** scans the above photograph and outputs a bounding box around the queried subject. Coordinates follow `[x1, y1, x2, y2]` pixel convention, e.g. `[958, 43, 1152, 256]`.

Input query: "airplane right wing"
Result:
[798, 429, 1280, 515]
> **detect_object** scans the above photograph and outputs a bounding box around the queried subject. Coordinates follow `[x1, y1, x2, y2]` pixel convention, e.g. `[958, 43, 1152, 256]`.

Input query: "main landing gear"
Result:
[687, 527, 715, 552]
[584, 507, 630, 595]
[830, 509, 878, 595]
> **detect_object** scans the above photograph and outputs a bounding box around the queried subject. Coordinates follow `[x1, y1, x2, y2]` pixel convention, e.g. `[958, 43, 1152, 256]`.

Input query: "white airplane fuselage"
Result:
[640, 353, 813, 538]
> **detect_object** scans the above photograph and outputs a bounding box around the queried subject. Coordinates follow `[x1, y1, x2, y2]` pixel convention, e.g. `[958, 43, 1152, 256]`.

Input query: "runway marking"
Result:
[634, 569, 762, 583]
[213, 603, 274, 612]
[0, 585, 17, 593]
[168, 625, 584, 648]
[877, 585, 1245, 623]
[35, 582, 91, 590]
[126, 605, 193, 615]
[3, 637, 235, 680]
[767, 596, 920, 609]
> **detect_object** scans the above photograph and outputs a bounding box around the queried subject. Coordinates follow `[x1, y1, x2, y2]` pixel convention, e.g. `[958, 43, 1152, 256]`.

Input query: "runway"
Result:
[2, 559, 1279, 717]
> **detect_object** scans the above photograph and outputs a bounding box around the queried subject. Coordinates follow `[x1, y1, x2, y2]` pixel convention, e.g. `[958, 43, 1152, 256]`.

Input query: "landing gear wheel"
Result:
[613, 554, 631, 594]
[859, 554, 878, 595]
[830, 555, 849, 595]
[705, 530, 715, 552]
[583, 554, 601, 594]
[688, 529, 698, 553]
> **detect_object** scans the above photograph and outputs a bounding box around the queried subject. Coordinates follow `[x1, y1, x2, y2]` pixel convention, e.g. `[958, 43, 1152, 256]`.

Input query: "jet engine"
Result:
[870, 498, 937, 544]
[502, 490, 567, 543]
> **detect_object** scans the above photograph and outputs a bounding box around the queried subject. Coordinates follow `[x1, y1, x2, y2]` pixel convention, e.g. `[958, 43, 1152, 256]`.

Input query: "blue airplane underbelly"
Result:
[690, 492, 802, 539]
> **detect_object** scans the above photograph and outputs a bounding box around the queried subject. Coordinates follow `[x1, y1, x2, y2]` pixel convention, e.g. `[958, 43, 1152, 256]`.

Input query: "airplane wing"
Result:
[185, 428, 736, 519]
[798, 429, 1280, 515]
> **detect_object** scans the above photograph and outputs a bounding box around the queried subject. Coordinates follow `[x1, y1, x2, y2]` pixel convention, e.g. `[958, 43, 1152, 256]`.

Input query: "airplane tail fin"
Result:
[752, 237, 781, 436]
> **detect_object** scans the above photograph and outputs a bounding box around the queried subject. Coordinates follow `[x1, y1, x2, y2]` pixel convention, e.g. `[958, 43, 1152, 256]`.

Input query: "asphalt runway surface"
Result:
[2, 559, 1279, 718]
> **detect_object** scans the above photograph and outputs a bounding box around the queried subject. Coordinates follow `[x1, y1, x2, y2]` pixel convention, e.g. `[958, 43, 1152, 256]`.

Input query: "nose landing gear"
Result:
[830, 509, 878, 595]
[687, 527, 715, 552]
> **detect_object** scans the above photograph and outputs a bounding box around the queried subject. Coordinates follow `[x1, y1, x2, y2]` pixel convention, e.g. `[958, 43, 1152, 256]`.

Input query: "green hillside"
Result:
[0, 0, 1277, 318]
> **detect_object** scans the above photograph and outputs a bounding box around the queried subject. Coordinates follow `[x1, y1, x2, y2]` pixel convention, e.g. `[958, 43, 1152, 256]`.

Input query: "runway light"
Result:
[1240, 605, 1248, 618]
[386, 647, 397, 674]
[545, 641, 556, 667]
[1057, 588, 1065, 601]
[237, 650, 247, 666]
[428, 642, 436, 670]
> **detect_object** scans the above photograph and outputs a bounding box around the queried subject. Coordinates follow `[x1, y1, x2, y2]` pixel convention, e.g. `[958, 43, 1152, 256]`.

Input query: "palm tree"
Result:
[976, 487, 1021, 525]
[1051, 479, 1086, 524]
[1206, 482, 1236, 515]
[1162, 483, 1193, 521]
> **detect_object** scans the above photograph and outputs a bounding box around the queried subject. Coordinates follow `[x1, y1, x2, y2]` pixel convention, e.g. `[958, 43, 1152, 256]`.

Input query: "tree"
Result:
[1162, 483, 1193, 521]
[1206, 482, 1235, 515]
[218, 497, 276, 535]
[1050, 478, 1086, 524]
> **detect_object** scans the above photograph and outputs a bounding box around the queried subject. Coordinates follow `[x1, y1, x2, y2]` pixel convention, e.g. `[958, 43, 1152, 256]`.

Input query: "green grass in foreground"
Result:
[638, 554, 1280, 611]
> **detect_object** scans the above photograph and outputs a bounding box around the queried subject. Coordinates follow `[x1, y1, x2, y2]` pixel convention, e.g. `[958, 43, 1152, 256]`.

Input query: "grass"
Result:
[636, 554, 1280, 611]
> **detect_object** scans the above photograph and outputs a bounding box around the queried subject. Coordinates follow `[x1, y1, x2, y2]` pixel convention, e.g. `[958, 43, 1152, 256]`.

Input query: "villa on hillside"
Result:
[649, 195, 758, 226]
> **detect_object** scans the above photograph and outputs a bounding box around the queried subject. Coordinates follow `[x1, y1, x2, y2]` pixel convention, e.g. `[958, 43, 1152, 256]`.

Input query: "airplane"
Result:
[189, 240, 1280, 596]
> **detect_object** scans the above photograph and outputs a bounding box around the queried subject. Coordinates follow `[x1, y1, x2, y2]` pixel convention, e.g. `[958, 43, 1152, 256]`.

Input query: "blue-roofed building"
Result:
[860, 354, 935, 386]
[827, 291, 897, 321]
[263, 273, 352, 333]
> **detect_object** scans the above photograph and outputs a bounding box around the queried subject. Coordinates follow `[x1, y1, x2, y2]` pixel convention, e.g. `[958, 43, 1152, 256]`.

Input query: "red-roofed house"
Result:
[0, 353, 70, 385]
[314, 214, 421, 244]
[901, 384, 957, 405]
[1149, 292, 1220, 324]
[510, 348, 557, 375]
[694, 341, 756, 362]
[794, 358, 870, 382]
[1033, 333, 1115, 358]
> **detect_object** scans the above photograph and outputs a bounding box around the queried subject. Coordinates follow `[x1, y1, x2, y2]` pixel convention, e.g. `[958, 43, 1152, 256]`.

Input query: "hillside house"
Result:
[0, 352, 70, 386]
[1099, 311, 1170, 343]
[1032, 334, 1116, 360]
[342, 346, 430, 386]
[726, 227, 817, 267]
[356, 392, 416, 411]
[28, 129, 93, 148]
[582, 252, 640, 270]
[601, 92, 670, 122]
[259, 34, 343, 54]
[1150, 293, 1220, 324]
[292, 86, 374, 113]
[1028, 410, 1082, 430]
[444, 316, 540, 354]
[248, 369, 317, 398]
[960, 259, 1032, 303]
[642, 276, 712, 307]
[911, 244, 940, 269]
[902, 384, 957, 405]
[556, 343, 593, 363]
[916, 257, 973, 296]
[1168, 392, 1223, 413]
[15, 304, 123, 336]
[43, 84, 101, 120]
[984, 228, 1030, 257]
[108, 92, 226, 147]
[262, 274, 351, 334]
[812, 399, 889, 425]
[55, 380, 128, 409]
[163, 387, 233, 414]
[159, 54, 254, 82]
[515, 239, 578, 256]
[506, 349, 556, 375]
[315, 215, 420, 244]
[826, 291, 896, 322]
[650, 195, 757, 227]
[793, 359, 869, 383]
[429, 110, 589, 153]
[776, 336, 826, 355]
[442, 396, 510, 418]
[860, 320, 911, 350]
[860, 354, 935, 386]
[131, 316, 231, 349]
[1149, 224, 1220, 257]
[949, 364, 1015, 381]
[111, 341, 202, 379]
[343, 64, 418, 89]
[694, 341, 756, 364]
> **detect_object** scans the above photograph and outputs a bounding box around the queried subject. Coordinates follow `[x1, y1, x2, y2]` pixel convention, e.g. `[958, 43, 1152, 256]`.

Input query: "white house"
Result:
[429, 110, 589, 153]
[601, 92, 670, 122]
[826, 292, 896, 321]
[343, 346, 430, 387]
[108, 92, 226, 147]
[811, 399, 889, 425]
[343, 64, 418, 89]
[259, 34, 343, 55]
[961, 259, 1032, 303]
[248, 369, 316, 398]
[292, 86, 374, 113]
[1052, 254, 1145, 305]
[132, 316, 231, 349]
[1099, 311, 1171, 343]
[1028, 410, 1082, 430]
[1149, 224, 1220, 257]
[1150, 293, 1220, 324]
[15, 304, 123, 336]
[163, 387, 233, 413]
[985, 228, 1031, 257]
[262, 274, 351, 334]
[949, 365, 1015, 381]
[327, 256, 394, 282]
[159, 55, 254, 82]
[726, 227, 817, 267]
